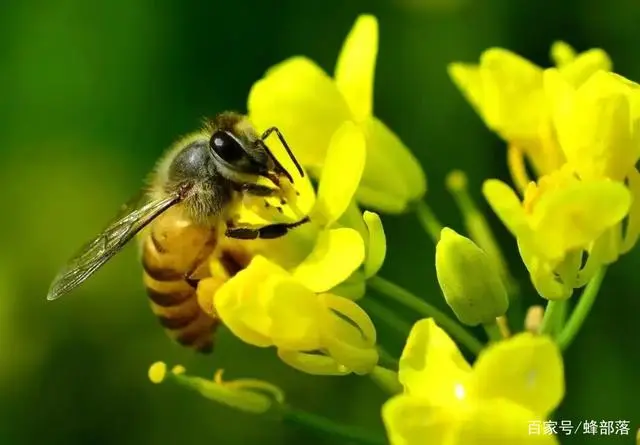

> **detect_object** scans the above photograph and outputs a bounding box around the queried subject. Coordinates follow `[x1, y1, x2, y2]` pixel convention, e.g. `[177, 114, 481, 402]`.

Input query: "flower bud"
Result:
[435, 228, 509, 326]
[147, 362, 283, 415]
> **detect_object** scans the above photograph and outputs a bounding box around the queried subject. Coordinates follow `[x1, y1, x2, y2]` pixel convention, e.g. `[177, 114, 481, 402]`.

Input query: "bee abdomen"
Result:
[143, 272, 219, 353]
[140, 213, 220, 353]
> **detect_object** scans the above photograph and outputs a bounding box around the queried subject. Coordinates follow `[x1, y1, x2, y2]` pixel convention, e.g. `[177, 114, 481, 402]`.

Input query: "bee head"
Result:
[206, 112, 302, 186]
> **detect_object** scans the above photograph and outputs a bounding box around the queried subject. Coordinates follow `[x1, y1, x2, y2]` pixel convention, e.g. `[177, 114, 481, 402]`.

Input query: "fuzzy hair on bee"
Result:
[147, 112, 276, 226]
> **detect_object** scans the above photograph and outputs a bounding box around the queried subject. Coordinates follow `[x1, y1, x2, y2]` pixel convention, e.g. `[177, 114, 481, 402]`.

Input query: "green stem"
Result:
[553, 300, 568, 336]
[282, 406, 388, 445]
[539, 300, 562, 337]
[361, 298, 412, 336]
[482, 321, 503, 342]
[368, 276, 483, 355]
[376, 345, 399, 370]
[414, 201, 443, 243]
[557, 267, 607, 351]
[369, 366, 402, 395]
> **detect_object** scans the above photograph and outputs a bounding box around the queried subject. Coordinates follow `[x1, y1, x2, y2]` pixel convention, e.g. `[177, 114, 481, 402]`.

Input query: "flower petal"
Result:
[338, 201, 369, 241]
[313, 121, 366, 225]
[522, 244, 573, 300]
[482, 179, 529, 237]
[322, 292, 377, 345]
[323, 333, 379, 375]
[277, 349, 351, 376]
[479, 48, 546, 141]
[293, 228, 365, 293]
[448, 62, 484, 118]
[267, 278, 323, 351]
[622, 167, 640, 253]
[357, 117, 427, 213]
[382, 395, 455, 445]
[453, 399, 559, 445]
[214, 277, 273, 347]
[363, 211, 387, 278]
[247, 57, 351, 170]
[533, 180, 631, 260]
[334, 14, 378, 122]
[469, 333, 564, 417]
[327, 270, 367, 300]
[558, 48, 612, 86]
[398, 319, 471, 403]
[547, 70, 640, 181]
[214, 256, 285, 347]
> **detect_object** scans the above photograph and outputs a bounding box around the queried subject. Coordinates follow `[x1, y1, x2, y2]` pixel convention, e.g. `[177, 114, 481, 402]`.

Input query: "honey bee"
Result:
[47, 111, 309, 353]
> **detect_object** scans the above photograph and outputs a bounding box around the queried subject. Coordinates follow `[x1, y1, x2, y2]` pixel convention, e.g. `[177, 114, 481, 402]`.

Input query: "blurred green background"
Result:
[1, 0, 638, 444]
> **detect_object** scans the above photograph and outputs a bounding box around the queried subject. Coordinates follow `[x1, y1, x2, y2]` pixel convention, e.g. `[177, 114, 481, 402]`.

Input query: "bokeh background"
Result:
[1, 0, 638, 444]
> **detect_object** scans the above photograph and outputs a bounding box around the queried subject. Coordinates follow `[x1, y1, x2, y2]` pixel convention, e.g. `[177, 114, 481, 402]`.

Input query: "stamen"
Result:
[524, 305, 544, 334]
[148, 361, 167, 384]
[213, 369, 286, 404]
[507, 145, 531, 196]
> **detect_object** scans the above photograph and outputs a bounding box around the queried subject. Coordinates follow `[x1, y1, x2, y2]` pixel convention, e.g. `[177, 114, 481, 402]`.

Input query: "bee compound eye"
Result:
[209, 131, 245, 164]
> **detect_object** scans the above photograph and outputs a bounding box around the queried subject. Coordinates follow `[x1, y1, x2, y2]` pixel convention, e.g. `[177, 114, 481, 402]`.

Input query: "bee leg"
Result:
[225, 216, 310, 240]
[238, 183, 278, 197]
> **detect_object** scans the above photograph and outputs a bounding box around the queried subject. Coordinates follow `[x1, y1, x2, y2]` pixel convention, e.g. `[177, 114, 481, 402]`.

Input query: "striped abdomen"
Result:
[140, 208, 220, 353]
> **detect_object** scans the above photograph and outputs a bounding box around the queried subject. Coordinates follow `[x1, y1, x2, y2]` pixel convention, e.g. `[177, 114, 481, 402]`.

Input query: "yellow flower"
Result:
[483, 166, 631, 299]
[214, 255, 378, 376]
[382, 319, 564, 445]
[247, 14, 426, 213]
[435, 227, 508, 326]
[449, 42, 611, 192]
[544, 69, 640, 182]
[544, 69, 640, 254]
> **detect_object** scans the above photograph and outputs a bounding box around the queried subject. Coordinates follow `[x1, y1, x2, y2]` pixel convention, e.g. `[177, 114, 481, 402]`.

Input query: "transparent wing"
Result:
[47, 192, 182, 301]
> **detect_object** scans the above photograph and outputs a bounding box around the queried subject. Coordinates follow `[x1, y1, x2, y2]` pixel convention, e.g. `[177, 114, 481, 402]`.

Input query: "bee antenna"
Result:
[260, 127, 305, 180]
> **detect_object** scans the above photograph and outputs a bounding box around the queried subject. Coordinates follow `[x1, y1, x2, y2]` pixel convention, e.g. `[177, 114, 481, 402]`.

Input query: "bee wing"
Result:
[46, 192, 182, 301]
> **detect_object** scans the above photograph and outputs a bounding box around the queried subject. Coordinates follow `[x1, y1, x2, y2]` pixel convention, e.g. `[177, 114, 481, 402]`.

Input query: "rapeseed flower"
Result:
[382, 319, 564, 445]
[544, 68, 640, 254]
[449, 42, 610, 192]
[214, 255, 378, 375]
[248, 14, 426, 213]
[483, 166, 631, 299]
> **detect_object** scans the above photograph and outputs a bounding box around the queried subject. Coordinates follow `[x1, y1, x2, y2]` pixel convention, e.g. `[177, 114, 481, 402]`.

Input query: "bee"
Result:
[47, 111, 309, 353]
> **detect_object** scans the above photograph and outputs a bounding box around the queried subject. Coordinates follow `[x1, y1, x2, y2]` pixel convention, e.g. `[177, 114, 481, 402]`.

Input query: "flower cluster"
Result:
[451, 42, 640, 299]
[144, 14, 637, 445]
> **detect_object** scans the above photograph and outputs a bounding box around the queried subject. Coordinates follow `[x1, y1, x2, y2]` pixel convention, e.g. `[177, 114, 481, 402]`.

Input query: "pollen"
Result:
[148, 361, 167, 384]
